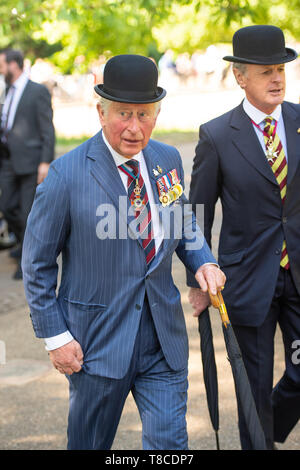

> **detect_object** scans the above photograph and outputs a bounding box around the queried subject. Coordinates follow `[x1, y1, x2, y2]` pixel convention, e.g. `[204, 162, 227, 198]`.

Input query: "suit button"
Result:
[135, 304, 142, 310]
[282, 216, 288, 224]
[275, 249, 281, 255]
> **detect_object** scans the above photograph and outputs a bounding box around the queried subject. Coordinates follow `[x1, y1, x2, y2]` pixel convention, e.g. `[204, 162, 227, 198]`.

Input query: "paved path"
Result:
[0, 141, 299, 450]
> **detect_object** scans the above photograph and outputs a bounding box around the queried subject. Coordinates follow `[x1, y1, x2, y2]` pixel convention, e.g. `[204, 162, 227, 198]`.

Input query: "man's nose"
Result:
[127, 115, 140, 132]
[272, 70, 283, 82]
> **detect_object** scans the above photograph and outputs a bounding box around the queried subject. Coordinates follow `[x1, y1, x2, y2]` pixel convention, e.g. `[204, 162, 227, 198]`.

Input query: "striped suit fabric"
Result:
[22, 131, 216, 449]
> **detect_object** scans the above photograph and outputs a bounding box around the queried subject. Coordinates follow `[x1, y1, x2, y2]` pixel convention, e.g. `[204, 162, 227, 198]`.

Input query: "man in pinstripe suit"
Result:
[22, 55, 225, 450]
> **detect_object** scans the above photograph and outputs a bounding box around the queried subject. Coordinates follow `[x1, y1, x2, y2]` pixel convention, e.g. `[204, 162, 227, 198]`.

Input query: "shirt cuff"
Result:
[201, 262, 220, 268]
[44, 331, 74, 351]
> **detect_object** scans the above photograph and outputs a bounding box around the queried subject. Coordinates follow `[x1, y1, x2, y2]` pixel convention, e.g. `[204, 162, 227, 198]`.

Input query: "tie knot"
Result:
[264, 116, 275, 136]
[124, 158, 139, 176]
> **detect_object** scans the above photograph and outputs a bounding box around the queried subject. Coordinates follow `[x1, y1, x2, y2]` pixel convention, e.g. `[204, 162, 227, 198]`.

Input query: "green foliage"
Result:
[153, 0, 300, 54]
[0, 0, 299, 73]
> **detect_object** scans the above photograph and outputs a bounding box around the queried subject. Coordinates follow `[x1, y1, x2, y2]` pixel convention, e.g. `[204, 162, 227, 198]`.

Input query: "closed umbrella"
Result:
[198, 309, 220, 449]
[209, 291, 267, 450]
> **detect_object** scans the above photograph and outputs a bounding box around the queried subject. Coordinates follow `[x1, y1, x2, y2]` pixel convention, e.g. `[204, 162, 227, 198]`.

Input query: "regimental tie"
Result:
[119, 159, 156, 265]
[263, 116, 289, 270]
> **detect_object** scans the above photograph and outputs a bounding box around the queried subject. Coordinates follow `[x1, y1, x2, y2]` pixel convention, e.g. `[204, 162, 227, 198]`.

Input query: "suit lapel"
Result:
[230, 103, 278, 185]
[87, 132, 141, 244]
[11, 80, 31, 127]
[143, 142, 180, 262]
[87, 131, 128, 207]
[143, 142, 162, 207]
[282, 102, 300, 185]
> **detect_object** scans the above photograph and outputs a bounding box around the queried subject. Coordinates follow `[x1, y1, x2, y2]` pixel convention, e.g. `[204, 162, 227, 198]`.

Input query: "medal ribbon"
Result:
[119, 162, 140, 182]
[251, 118, 278, 140]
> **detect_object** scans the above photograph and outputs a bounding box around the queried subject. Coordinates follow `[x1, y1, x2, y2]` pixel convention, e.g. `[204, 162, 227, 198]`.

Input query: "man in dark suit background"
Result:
[187, 25, 300, 449]
[0, 49, 55, 279]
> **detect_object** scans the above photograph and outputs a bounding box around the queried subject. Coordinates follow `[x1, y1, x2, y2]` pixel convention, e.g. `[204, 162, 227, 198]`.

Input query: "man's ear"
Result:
[233, 68, 246, 89]
[96, 103, 105, 127]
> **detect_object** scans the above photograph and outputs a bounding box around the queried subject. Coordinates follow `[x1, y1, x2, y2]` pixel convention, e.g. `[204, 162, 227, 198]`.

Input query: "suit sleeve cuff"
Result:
[44, 331, 74, 351]
[201, 262, 220, 268]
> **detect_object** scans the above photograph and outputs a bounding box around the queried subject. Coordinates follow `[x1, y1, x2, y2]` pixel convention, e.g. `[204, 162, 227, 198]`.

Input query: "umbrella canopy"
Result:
[209, 291, 267, 450]
[198, 309, 220, 449]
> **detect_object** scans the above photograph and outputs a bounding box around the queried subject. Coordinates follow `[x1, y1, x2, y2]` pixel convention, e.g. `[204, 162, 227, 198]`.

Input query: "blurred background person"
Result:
[0, 48, 55, 279]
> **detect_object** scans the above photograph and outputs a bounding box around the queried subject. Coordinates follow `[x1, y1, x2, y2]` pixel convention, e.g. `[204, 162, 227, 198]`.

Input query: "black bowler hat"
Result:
[94, 54, 166, 103]
[223, 25, 298, 65]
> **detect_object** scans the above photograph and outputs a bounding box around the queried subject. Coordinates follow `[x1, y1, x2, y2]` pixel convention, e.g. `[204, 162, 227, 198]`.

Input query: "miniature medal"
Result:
[266, 137, 278, 163]
[159, 192, 170, 207]
[132, 180, 143, 210]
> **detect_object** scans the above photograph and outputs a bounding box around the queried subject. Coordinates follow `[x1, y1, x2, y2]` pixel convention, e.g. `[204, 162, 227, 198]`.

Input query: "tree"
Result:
[153, 0, 300, 54]
[0, 0, 298, 73]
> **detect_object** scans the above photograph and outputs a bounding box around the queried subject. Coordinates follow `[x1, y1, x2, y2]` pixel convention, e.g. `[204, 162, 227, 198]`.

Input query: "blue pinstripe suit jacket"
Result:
[22, 131, 216, 378]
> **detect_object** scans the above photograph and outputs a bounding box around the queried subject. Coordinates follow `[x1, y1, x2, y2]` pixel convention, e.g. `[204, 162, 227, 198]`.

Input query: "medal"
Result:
[156, 167, 183, 207]
[119, 162, 145, 212]
[172, 183, 183, 197]
[159, 192, 170, 207]
[251, 118, 279, 164]
[132, 180, 144, 211]
[266, 137, 278, 163]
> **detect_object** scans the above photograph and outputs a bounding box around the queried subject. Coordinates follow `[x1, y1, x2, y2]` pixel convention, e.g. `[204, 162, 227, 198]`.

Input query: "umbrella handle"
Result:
[209, 291, 230, 328]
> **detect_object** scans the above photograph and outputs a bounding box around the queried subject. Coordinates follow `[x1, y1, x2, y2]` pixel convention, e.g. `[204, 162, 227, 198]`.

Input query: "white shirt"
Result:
[1, 72, 29, 130]
[44, 132, 164, 351]
[243, 98, 288, 161]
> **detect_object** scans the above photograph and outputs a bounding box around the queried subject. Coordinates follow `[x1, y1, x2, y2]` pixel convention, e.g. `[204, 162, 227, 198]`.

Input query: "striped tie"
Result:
[263, 116, 289, 269]
[119, 159, 156, 265]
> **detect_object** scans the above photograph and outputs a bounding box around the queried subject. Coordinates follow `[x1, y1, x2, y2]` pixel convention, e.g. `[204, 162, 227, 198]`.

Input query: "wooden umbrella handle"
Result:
[209, 291, 230, 327]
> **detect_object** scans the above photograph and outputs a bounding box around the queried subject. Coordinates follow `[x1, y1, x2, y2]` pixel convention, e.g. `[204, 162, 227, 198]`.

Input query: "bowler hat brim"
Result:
[94, 84, 166, 104]
[223, 47, 298, 65]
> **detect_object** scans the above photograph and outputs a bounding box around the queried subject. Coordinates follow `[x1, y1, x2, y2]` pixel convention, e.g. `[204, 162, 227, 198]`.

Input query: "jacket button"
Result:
[282, 216, 287, 224]
[135, 304, 141, 310]
[275, 249, 281, 255]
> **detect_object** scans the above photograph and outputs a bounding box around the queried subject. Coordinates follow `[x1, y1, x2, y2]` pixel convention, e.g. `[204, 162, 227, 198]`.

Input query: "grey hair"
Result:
[232, 62, 248, 75]
[98, 96, 161, 117]
[98, 97, 111, 114]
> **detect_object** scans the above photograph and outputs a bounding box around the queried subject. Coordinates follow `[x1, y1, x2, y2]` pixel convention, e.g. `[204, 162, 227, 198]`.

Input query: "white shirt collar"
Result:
[11, 71, 28, 92]
[243, 97, 282, 125]
[102, 131, 143, 168]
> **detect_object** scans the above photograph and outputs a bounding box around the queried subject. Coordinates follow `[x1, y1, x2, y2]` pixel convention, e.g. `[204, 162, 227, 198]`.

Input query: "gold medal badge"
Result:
[159, 192, 171, 207]
[172, 183, 183, 197]
[132, 181, 144, 211]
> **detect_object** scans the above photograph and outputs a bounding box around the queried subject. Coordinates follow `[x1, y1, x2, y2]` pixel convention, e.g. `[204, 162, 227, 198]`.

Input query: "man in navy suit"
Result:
[22, 54, 225, 450]
[0, 49, 55, 279]
[187, 26, 300, 449]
